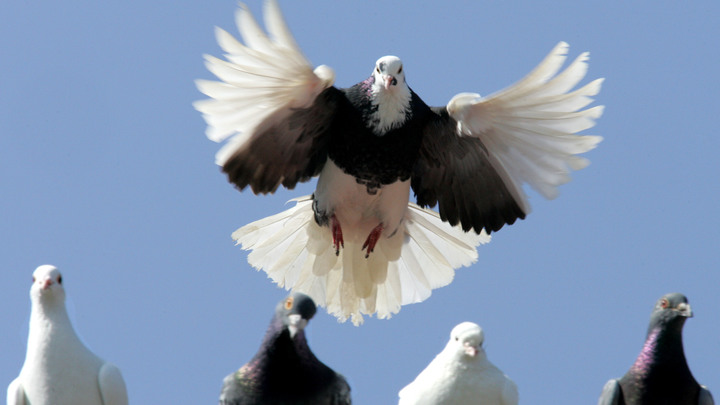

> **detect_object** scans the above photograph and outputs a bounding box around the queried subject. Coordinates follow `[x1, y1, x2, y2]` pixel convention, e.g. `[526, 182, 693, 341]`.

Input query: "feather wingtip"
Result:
[554, 41, 570, 55]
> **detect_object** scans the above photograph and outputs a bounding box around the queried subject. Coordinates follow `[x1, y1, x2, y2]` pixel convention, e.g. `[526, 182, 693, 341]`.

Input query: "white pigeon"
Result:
[398, 322, 518, 405]
[195, 0, 603, 325]
[6, 265, 128, 405]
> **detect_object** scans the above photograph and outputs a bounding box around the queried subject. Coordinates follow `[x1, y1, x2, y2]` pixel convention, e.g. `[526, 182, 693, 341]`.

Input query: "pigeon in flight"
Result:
[597, 293, 714, 405]
[6, 265, 128, 405]
[219, 292, 351, 405]
[195, 0, 603, 324]
[398, 322, 518, 405]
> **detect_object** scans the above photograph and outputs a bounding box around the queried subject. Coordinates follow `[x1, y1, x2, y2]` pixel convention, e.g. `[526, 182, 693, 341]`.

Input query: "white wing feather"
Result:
[6, 378, 26, 405]
[193, 0, 335, 164]
[447, 42, 603, 213]
[232, 197, 489, 325]
[98, 363, 128, 405]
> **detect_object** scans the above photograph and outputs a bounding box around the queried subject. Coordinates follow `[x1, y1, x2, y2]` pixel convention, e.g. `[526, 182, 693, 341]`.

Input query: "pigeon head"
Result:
[646, 292, 693, 337]
[275, 292, 317, 338]
[367, 55, 412, 134]
[31, 264, 65, 306]
[372, 55, 405, 91]
[447, 322, 485, 360]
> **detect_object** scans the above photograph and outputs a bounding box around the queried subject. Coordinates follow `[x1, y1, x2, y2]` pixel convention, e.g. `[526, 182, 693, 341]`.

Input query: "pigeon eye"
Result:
[375, 66, 380, 74]
[58, 276, 62, 284]
[660, 298, 669, 308]
[284, 297, 294, 310]
[398, 65, 402, 74]
[32, 276, 36, 283]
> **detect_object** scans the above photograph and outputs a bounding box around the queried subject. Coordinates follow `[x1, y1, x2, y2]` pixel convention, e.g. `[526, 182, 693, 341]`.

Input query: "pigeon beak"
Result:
[463, 342, 479, 357]
[287, 314, 308, 338]
[384, 75, 397, 90]
[40, 277, 53, 290]
[677, 302, 693, 318]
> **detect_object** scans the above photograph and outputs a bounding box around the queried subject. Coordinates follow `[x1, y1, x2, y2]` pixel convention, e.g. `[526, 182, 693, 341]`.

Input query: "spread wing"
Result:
[413, 109, 527, 233]
[413, 42, 603, 233]
[194, 0, 339, 194]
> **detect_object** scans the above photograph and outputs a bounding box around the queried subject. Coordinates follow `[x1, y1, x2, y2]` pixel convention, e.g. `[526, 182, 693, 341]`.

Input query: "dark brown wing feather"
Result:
[222, 87, 344, 194]
[412, 107, 526, 234]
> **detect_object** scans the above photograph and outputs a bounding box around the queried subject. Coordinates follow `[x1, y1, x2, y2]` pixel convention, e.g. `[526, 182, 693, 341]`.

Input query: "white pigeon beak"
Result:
[40, 277, 53, 290]
[464, 342, 479, 357]
[287, 314, 308, 338]
[384, 75, 396, 90]
[677, 302, 693, 318]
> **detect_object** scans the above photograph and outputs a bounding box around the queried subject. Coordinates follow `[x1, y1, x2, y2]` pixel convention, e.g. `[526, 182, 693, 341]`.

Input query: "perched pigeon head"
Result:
[31, 265, 65, 306]
[372, 55, 406, 91]
[447, 322, 486, 360]
[647, 293, 693, 335]
[275, 292, 317, 338]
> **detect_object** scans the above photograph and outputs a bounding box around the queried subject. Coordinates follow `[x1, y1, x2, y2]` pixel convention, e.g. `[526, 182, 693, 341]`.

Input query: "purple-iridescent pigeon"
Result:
[219, 293, 351, 405]
[598, 293, 714, 405]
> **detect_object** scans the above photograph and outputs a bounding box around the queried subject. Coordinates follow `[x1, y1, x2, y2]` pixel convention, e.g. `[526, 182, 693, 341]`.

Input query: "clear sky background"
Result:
[2, 1, 718, 404]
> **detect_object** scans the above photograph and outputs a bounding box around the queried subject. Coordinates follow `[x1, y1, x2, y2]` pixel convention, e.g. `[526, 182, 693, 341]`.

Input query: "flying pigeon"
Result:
[194, 0, 604, 324]
[398, 322, 518, 405]
[598, 293, 714, 405]
[6, 265, 128, 405]
[219, 292, 351, 405]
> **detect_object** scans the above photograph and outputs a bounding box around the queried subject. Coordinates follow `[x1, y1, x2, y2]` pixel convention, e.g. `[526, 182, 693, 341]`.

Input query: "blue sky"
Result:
[2, 1, 718, 404]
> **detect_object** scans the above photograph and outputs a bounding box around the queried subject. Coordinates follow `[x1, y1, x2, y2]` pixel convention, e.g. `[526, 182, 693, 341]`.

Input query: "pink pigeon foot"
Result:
[362, 224, 384, 258]
[331, 214, 344, 256]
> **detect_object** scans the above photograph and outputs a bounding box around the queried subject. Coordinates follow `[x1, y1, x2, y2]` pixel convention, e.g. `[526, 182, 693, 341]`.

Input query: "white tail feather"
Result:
[232, 196, 489, 325]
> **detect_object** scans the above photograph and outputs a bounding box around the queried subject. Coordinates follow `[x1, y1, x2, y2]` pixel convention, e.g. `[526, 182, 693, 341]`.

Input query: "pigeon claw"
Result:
[331, 214, 344, 256]
[362, 224, 384, 258]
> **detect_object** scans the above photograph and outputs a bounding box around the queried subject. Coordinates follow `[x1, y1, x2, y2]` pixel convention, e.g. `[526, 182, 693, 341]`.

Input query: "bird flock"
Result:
[6, 1, 714, 404]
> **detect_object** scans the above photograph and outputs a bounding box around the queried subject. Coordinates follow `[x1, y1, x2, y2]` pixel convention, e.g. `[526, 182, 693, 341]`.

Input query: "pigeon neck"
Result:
[631, 324, 687, 376]
[260, 325, 323, 368]
[27, 300, 82, 355]
[31, 298, 72, 327]
[367, 77, 412, 135]
[247, 324, 335, 400]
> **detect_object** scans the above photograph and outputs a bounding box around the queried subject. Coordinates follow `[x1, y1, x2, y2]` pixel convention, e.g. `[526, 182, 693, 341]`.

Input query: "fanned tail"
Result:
[232, 196, 489, 325]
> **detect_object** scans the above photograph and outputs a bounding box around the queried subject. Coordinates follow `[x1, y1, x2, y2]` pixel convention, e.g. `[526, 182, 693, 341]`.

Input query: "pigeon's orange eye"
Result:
[660, 298, 669, 308]
[375, 66, 380, 74]
[398, 66, 402, 74]
[284, 297, 294, 310]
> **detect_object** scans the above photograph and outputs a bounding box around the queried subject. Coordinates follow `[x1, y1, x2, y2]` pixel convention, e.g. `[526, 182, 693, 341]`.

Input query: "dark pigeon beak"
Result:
[676, 302, 693, 318]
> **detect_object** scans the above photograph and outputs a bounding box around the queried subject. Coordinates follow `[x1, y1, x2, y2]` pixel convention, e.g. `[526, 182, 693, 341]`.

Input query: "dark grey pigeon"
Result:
[195, 0, 604, 324]
[598, 293, 714, 405]
[219, 293, 351, 405]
